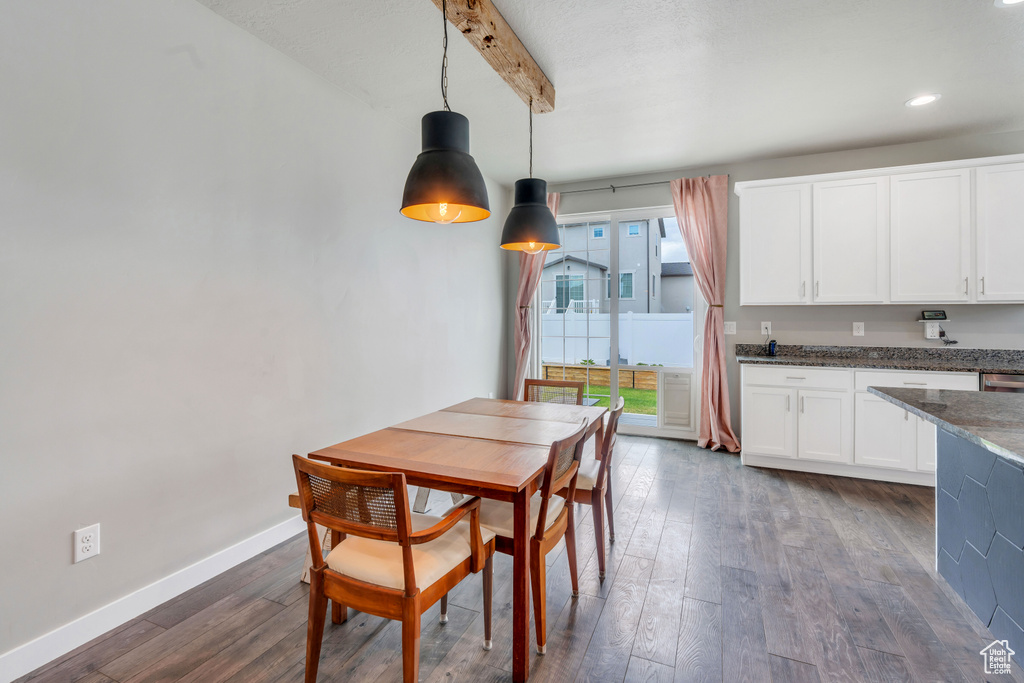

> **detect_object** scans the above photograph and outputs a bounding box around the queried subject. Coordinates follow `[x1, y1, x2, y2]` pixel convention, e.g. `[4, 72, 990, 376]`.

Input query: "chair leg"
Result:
[482, 555, 493, 650]
[605, 481, 615, 543]
[530, 543, 547, 654]
[329, 531, 347, 624]
[413, 487, 431, 514]
[565, 505, 580, 597]
[304, 571, 328, 683]
[401, 601, 421, 683]
[592, 494, 607, 581]
[439, 593, 448, 624]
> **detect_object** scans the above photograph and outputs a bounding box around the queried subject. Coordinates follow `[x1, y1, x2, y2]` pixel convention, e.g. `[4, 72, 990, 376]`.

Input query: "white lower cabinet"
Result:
[917, 419, 937, 472]
[742, 364, 977, 485]
[854, 393, 917, 469]
[798, 390, 853, 463]
[854, 393, 940, 472]
[741, 385, 796, 458]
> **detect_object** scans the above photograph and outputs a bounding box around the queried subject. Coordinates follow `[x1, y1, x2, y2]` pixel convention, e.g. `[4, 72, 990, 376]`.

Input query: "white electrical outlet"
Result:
[924, 322, 940, 340]
[74, 523, 100, 563]
[852, 322, 865, 337]
[760, 321, 771, 336]
[723, 321, 737, 335]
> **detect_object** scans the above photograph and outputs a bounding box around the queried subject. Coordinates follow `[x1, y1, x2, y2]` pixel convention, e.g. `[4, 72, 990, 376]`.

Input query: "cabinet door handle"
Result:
[903, 381, 927, 386]
[905, 410, 909, 421]
[801, 281, 806, 298]
[800, 396, 805, 414]
[815, 281, 820, 298]
[786, 395, 791, 412]
[981, 276, 986, 295]
[786, 376, 807, 380]
[964, 277, 968, 295]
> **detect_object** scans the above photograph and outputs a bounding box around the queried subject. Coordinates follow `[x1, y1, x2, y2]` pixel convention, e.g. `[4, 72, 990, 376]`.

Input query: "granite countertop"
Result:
[735, 344, 1024, 374]
[868, 387, 1024, 465]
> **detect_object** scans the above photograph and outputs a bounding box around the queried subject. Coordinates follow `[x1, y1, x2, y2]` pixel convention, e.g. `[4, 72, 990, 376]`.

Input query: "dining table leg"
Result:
[512, 488, 531, 682]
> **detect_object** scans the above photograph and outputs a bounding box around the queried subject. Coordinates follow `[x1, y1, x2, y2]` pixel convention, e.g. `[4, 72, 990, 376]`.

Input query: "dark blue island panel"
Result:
[937, 428, 1024, 664]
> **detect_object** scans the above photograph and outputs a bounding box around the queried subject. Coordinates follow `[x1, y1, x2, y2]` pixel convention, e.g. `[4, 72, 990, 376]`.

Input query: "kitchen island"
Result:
[869, 386, 1024, 664]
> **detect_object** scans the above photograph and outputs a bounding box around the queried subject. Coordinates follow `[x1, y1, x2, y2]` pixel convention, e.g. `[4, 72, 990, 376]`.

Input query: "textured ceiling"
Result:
[195, 0, 1024, 184]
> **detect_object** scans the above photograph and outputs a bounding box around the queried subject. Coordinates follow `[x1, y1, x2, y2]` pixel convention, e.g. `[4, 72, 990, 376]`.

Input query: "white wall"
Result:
[552, 129, 1024, 435]
[0, 0, 510, 657]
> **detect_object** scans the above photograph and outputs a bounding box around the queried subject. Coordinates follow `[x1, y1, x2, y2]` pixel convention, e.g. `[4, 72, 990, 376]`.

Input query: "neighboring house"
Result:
[542, 219, 670, 314]
[661, 261, 695, 313]
[539, 255, 608, 313]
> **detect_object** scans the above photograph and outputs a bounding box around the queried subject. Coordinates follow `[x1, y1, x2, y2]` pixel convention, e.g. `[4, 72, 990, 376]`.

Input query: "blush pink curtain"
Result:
[511, 192, 560, 400]
[670, 176, 741, 453]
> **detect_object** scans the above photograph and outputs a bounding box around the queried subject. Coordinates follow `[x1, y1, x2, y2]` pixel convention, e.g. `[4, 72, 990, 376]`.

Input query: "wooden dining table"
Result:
[308, 397, 608, 682]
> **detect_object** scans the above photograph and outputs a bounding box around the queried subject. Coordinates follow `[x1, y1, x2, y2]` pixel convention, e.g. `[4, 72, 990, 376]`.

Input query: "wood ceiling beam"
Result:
[431, 0, 555, 113]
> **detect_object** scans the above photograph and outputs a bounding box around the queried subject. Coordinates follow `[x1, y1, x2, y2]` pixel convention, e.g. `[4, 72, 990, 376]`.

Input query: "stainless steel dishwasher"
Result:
[981, 373, 1024, 393]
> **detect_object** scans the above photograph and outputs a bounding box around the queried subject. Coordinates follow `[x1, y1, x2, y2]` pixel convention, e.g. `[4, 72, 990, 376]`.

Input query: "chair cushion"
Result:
[325, 513, 495, 591]
[478, 493, 566, 538]
[575, 455, 602, 491]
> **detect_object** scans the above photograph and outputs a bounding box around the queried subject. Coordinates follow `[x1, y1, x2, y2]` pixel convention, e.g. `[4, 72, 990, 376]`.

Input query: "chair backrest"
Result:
[292, 455, 417, 588]
[596, 396, 626, 487]
[524, 379, 585, 405]
[535, 418, 589, 537]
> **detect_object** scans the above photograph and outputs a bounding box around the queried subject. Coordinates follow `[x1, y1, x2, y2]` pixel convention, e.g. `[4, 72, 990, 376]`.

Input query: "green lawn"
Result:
[585, 385, 657, 415]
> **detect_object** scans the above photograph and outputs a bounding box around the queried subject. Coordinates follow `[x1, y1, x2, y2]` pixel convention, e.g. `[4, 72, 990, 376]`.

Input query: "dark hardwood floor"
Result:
[18, 436, 1024, 682]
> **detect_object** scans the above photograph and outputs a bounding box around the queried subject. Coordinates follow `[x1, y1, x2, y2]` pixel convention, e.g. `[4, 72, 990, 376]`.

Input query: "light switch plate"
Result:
[852, 322, 865, 337]
[724, 321, 736, 335]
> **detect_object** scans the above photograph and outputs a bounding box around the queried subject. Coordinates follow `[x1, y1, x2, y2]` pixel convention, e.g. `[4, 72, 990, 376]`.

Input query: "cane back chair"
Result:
[292, 455, 496, 683]
[476, 418, 589, 654]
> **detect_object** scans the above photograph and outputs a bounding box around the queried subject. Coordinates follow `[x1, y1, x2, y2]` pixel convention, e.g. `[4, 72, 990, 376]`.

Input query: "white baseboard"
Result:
[0, 515, 305, 683]
[741, 451, 936, 487]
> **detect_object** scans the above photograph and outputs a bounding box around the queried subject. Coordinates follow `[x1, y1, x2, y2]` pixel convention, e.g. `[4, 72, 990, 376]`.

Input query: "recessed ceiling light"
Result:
[995, 0, 1024, 7]
[906, 94, 941, 107]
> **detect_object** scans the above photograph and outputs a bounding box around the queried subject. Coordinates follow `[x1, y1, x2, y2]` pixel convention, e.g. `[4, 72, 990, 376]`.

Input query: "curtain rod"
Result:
[556, 174, 729, 196]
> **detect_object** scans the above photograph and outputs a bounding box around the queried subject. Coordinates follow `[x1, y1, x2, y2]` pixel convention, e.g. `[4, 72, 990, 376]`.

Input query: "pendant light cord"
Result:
[529, 99, 533, 178]
[441, 0, 450, 112]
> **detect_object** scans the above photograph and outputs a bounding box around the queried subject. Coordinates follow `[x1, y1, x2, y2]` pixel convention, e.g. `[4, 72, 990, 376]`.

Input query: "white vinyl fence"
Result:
[541, 311, 694, 368]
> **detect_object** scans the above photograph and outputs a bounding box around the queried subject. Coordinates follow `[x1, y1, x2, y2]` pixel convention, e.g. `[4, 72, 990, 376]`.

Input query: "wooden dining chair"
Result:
[476, 418, 589, 654]
[292, 455, 496, 683]
[523, 378, 585, 405]
[559, 396, 625, 581]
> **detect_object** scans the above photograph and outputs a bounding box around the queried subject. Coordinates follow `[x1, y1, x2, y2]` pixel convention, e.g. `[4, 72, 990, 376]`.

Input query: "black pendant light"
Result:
[500, 102, 560, 253]
[401, 0, 489, 224]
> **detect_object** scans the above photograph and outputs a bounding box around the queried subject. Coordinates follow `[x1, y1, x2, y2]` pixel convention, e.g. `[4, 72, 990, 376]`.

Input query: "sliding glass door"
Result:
[540, 207, 703, 439]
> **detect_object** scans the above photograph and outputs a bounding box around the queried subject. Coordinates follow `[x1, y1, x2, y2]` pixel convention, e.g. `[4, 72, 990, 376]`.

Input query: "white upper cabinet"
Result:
[977, 162, 1024, 302]
[740, 184, 811, 305]
[812, 177, 888, 303]
[889, 169, 971, 302]
[737, 154, 1024, 305]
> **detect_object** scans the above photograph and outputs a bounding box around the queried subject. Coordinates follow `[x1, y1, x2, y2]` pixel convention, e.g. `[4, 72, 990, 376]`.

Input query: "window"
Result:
[592, 226, 605, 239]
[555, 274, 585, 312]
[627, 223, 641, 237]
[607, 272, 634, 298]
[620, 272, 634, 299]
